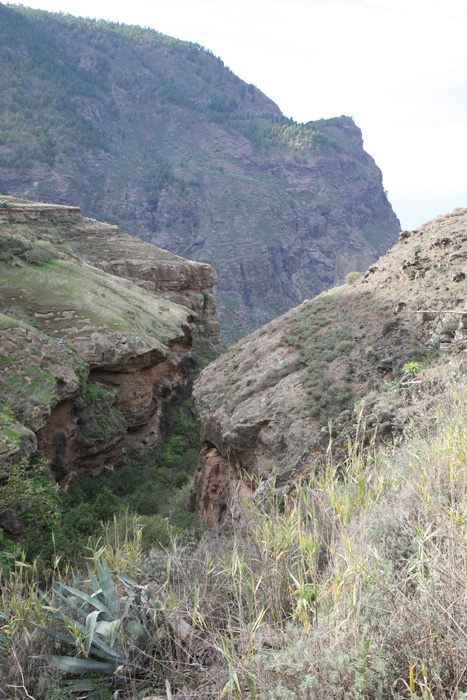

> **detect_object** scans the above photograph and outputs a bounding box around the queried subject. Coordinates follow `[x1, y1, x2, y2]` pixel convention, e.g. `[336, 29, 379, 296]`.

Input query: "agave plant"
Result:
[34, 559, 153, 695]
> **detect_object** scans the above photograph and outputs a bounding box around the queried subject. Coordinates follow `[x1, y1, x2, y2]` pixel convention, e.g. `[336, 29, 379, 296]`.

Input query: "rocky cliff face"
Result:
[0, 5, 400, 341]
[193, 208, 467, 525]
[0, 197, 219, 491]
[150, 116, 400, 342]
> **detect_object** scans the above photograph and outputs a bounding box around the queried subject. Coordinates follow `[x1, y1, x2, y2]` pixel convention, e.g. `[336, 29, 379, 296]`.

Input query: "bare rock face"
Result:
[0, 198, 219, 487]
[150, 116, 400, 343]
[188, 444, 239, 527]
[193, 208, 467, 523]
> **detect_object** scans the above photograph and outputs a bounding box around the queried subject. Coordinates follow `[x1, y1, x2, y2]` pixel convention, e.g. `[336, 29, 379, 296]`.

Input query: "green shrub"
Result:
[0, 457, 60, 527]
[0, 529, 23, 577]
[335, 339, 354, 354]
[345, 271, 362, 285]
[402, 361, 423, 376]
[24, 242, 57, 264]
[0, 403, 15, 426]
[139, 514, 173, 548]
[85, 382, 115, 403]
[0, 234, 29, 262]
[284, 294, 357, 423]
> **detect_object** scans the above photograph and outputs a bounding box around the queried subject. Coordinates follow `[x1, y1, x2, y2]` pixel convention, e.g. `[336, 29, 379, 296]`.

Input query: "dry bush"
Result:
[0, 558, 63, 699]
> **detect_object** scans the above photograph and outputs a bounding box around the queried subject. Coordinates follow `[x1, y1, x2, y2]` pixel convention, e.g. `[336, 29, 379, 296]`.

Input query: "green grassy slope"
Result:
[0, 258, 188, 343]
[0, 200, 190, 347]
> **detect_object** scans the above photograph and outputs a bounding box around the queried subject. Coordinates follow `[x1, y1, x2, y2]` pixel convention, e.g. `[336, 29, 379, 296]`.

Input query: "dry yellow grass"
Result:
[2, 358, 467, 699]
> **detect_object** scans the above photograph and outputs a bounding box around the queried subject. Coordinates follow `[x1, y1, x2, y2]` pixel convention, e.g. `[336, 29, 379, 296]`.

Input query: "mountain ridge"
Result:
[192, 207, 467, 524]
[0, 3, 400, 341]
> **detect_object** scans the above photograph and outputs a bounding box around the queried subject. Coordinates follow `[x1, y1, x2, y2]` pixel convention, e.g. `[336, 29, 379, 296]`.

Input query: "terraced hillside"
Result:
[0, 196, 218, 491]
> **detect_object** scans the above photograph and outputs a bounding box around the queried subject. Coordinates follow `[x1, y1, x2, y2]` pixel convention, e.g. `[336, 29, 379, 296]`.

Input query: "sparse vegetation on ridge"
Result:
[286, 292, 356, 421]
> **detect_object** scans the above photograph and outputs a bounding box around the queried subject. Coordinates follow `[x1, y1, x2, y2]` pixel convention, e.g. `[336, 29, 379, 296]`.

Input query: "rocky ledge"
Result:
[192, 208, 467, 525]
[0, 197, 219, 342]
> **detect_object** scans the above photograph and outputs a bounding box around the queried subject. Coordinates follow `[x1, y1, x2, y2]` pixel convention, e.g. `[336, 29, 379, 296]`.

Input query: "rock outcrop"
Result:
[193, 208, 467, 523]
[0, 197, 219, 489]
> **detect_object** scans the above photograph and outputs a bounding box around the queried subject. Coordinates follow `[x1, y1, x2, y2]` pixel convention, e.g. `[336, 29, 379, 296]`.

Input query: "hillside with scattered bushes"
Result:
[0, 3, 399, 341]
[193, 208, 467, 523]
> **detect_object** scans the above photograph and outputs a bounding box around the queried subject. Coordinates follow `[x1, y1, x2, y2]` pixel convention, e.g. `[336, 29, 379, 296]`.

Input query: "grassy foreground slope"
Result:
[1, 358, 467, 699]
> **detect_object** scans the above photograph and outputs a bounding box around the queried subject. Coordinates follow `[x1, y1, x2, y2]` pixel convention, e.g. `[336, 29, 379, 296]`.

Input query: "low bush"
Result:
[0, 234, 28, 262]
[345, 270, 362, 285]
[283, 293, 356, 423]
[23, 241, 57, 265]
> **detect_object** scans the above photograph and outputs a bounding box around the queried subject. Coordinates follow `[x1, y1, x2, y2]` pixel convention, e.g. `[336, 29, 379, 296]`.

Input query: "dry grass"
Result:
[2, 361, 467, 699]
[157, 359, 467, 699]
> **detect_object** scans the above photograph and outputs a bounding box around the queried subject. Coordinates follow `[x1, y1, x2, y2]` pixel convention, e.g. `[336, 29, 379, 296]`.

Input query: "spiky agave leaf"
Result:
[35, 556, 151, 686]
[49, 584, 88, 620]
[123, 617, 147, 651]
[63, 678, 110, 692]
[32, 622, 126, 664]
[31, 623, 80, 649]
[115, 571, 142, 589]
[58, 582, 112, 619]
[44, 655, 118, 674]
[95, 619, 121, 650]
[86, 564, 102, 595]
[96, 560, 119, 615]
[84, 610, 101, 656]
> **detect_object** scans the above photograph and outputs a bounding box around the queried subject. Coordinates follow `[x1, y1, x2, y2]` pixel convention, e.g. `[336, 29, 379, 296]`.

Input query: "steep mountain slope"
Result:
[0, 196, 218, 492]
[193, 208, 467, 524]
[0, 3, 400, 341]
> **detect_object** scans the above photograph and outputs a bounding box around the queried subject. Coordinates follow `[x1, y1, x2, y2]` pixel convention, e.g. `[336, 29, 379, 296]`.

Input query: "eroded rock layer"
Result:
[0, 198, 219, 487]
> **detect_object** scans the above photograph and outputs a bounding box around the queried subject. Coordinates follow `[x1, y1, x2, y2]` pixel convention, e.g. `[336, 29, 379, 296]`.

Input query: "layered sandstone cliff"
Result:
[193, 208, 467, 525]
[0, 197, 219, 490]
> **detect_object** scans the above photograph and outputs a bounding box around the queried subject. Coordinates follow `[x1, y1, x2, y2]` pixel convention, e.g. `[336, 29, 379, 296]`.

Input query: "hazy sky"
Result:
[13, 0, 467, 229]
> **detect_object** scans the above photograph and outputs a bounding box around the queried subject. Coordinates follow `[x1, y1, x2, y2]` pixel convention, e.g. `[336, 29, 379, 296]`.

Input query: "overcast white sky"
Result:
[13, 0, 467, 229]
